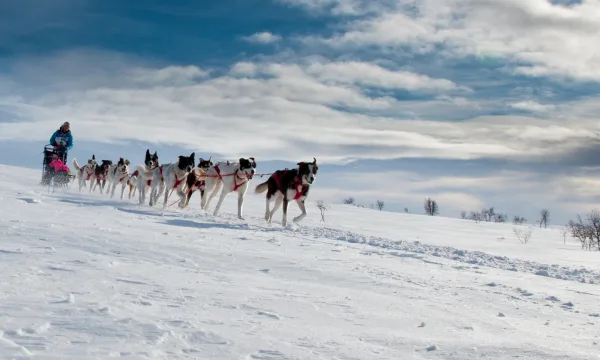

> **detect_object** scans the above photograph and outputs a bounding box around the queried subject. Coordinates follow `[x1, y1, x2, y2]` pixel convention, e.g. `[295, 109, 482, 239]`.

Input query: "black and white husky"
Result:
[109, 157, 131, 199]
[72, 155, 98, 192]
[91, 160, 113, 194]
[138, 152, 195, 208]
[201, 157, 256, 219]
[182, 157, 213, 208]
[255, 158, 318, 226]
[134, 150, 159, 204]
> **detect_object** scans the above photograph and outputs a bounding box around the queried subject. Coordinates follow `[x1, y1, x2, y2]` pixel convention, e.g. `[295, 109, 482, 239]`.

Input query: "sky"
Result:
[1, 0, 600, 225]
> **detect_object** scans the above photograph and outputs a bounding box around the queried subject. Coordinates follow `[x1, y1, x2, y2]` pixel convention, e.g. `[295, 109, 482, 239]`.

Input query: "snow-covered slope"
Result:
[1, 164, 599, 359]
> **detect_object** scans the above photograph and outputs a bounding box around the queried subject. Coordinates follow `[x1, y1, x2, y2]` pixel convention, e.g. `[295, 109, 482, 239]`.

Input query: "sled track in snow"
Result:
[285, 226, 600, 286]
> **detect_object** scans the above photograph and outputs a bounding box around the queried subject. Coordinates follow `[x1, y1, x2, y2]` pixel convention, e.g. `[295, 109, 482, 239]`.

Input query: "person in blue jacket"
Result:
[49, 122, 73, 162]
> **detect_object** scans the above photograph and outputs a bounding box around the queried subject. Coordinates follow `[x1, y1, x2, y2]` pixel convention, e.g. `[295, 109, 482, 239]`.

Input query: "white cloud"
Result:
[129, 65, 209, 85]
[303, 61, 463, 92]
[241, 32, 282, 44]
[294, 0, 600, 82]
[509, 100, 556, 112]
[0, 50, 599, 166]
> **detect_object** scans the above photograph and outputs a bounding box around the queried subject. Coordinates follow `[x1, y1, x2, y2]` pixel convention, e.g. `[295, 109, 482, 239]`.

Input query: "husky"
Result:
[138, 152, 195, 208]
[109, 157, 131, 199]
[201, 157, 256, 219]
[136, 149, 159, 204]
[91, 160, 113, 194]
[182, 157, 213, 208]
[71, 155, 98, 192]
[255, 158, 318, 227]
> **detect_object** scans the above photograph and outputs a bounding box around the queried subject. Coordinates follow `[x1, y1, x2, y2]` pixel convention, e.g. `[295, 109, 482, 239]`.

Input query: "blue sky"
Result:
[1, 0, 600, 225]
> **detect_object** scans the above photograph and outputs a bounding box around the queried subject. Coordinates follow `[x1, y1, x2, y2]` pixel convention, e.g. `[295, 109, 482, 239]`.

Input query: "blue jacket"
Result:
[50, 129, 73, 151]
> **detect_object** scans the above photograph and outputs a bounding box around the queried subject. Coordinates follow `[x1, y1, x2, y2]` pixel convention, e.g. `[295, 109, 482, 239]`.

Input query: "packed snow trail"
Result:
[1, 164, 599, 359]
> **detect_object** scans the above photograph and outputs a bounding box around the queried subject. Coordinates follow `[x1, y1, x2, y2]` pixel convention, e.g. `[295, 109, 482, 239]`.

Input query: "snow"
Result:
[1, 163, 599, 359]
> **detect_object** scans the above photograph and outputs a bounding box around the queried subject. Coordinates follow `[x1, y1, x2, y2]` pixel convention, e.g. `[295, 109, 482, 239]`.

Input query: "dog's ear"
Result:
[313, 157, 317, 164]
[92, 154, 95, 160]
[190, 152, 195, 159]
[146, 149, 150, 156]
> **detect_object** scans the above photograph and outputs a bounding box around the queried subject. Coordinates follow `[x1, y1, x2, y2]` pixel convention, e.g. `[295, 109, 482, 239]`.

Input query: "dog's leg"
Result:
[149, 182, 157, 206]
[269, 194, 283, 224]
[293, 199, 307, 223]
[204, 180, 222, 211]
[162, 183, 171, 209]
[212, 186, 229, 216]
[120, 181, 126, 200]
[184, 188, 195, 208]
[265, 194, 273, 221]
[282, 197, 290, 227]
[237, 184, 249, 220]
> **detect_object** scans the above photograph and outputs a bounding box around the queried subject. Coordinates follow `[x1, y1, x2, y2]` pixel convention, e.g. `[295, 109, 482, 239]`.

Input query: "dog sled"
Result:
[41, 144, 76, 189]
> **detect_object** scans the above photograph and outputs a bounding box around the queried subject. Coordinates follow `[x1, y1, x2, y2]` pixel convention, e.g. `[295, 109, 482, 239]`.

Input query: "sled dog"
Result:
[91, 160, 113, 194]
[255, 158, 318, 226]
[202, 157, 256, 219]
[72, 155, 98, 192]
[109, 157, 131, 199]
[182, 157, 213, 208]
[135, 149, 159, 204]
[138, 152, 195, 208]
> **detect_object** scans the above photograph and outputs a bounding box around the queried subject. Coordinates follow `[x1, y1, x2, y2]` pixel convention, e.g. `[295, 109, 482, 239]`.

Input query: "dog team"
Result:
[70, 149, 318, 226]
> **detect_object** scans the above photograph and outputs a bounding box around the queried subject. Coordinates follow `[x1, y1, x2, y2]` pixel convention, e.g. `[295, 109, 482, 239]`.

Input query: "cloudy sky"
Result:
[1, 0, 599, 224]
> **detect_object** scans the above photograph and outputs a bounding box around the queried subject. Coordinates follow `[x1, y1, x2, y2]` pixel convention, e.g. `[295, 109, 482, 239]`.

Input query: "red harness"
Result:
[273, 171, 307, 200]
[160, 165, 185, 189]
[214, 164, 247, 192]
[80, 165, 93, 180]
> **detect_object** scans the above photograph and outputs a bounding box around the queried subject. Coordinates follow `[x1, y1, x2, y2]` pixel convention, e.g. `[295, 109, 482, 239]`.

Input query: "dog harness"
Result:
[273, 170, 307, 200]
[80, 165, 93, 180]
[214, 164, 247, 192]
[159, 165, 185, 189]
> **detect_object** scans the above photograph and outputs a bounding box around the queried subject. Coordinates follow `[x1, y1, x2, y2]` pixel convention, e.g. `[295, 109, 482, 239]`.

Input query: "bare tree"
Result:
[461, 211, 467, 219]
[513, 226, 533, 244]
[424, 198, 439, 216]
[316, 200, 329, 222]
[376, 200, 384, 211]
[494, 213, 508, 223]
[567, 210, 600, 251]
[560, 226, 568, 245]
[343, 197, 355, 205]
[481, 207, 495, 222]
[540, 209, 550, 228]
[513, 216, 526, 225]
[469, 211, 482, 223]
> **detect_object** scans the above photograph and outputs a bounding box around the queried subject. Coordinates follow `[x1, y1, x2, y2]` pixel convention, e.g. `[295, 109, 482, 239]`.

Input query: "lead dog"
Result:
[134, 149, 159, 204]
[201, 157, 256, 219]
[255, 158, 318, 227]
[139, 152, 195, 208]
[109, 157, 131, 199]
[72, 155, 98, 192]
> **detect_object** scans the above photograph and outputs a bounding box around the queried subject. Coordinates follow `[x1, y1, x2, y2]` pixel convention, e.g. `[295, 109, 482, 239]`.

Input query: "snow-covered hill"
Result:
[1, 164, 599, 359]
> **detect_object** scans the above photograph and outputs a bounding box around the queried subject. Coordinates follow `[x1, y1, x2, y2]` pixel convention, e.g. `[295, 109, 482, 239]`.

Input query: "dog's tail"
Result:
[135, 164, 154, 179]
[72, 158, 81, 172]
[255, 180, 269, 194]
